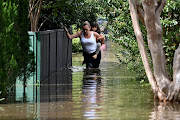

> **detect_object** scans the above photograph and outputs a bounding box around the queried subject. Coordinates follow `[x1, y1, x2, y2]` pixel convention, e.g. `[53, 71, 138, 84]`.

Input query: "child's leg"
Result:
[93, 42, 101, 59]
[96, 42, 101, 55]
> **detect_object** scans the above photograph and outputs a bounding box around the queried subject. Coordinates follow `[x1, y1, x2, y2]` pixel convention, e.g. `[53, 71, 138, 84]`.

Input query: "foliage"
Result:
[0, 0, 35, 95]
[38, 0, 97, 52]
[72, 38, 82, 53]
[71, 25, 82, 52]
[14, 0, 35, 81]
[161, 0, 180, 79]
[95, 0, 179, 81]
[38, 0, 99, 31]
[95, 0, 148, 80]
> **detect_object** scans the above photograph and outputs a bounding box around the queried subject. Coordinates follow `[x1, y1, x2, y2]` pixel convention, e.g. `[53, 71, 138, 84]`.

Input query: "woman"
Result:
[64, 21, 101, 68]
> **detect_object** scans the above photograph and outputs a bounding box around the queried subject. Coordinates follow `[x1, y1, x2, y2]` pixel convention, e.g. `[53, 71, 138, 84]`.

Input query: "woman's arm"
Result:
[64, 27, 81, 39]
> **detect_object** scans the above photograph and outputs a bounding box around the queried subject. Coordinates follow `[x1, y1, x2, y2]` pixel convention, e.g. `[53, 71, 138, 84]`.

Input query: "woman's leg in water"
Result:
[93, 51, 101, 68]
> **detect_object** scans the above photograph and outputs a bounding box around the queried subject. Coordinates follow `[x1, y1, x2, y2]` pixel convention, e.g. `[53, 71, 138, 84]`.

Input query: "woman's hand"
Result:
[64, 27, 81, 39]
[64, 27, 68, 32]
[64, 27, 71, 39]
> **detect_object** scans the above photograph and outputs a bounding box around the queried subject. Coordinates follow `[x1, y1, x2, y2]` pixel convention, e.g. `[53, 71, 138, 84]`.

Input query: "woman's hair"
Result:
[91, 22, 101, 34]
[82, 21, 91, 28]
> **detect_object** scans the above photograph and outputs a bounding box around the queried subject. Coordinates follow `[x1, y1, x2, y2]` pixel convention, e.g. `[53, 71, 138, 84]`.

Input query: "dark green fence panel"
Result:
[39, 29, 72, 82]
[28, 29, 72, 83]
[14, 29, 71, 103]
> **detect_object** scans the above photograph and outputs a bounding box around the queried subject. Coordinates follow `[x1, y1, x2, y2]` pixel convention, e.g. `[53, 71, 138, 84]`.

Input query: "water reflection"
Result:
[39, 69, 74, 119]
[82, 69, 103, 119]
[40, 69, 73, 102]
[38, 68, 104, 119]
[150, 102, 180, 120]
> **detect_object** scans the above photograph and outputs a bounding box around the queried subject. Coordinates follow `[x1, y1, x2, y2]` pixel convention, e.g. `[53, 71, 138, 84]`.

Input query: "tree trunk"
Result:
[128, 0, 159, 96]
[29, 0, 42, 32]
[142, 0, 170, 94]
[128, 0, 180, 101]
[167, 45, 180, 101]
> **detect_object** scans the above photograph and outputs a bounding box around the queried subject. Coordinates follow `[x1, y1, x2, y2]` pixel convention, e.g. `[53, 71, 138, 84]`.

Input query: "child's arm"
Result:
[97, 33, 105, 44]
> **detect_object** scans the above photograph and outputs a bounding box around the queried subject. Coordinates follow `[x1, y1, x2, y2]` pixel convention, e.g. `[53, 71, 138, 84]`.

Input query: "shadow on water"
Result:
[1, 41, 180, 119]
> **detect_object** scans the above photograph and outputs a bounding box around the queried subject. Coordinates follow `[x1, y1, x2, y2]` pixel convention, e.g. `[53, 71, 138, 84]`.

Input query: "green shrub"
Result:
[0, 0, 35, 96]
[71, 25, 82, 53]
[72, 38, 82, 53]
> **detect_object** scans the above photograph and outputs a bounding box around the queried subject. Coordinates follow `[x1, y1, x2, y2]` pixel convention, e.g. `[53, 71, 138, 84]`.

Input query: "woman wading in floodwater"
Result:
[64, 21, 102, 69]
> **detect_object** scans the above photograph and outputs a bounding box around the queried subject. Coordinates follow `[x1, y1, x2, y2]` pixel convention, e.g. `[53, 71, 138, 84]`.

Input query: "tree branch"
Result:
[173, 45, 180, 83]
[167, 45, 180, 101]
[156, 0, 167, 17]
[28, 0, 42, 32]
[142, 0, 170, 97]
[136, 0, 145, 24]
[28, 0, 41, 18]
[128, 0, 160, 96]
[38, 13, 52, 32]
[35, 0, 42, 24]
[137, 7, 145, 24]
[31, 0, 42, 32]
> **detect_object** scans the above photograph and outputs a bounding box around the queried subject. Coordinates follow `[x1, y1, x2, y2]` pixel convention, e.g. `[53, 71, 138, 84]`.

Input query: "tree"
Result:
[28, 0, 98, 32]
[38, 0, 98, 31]
[0, 0, 35, 96]
[16, 0, 36, 88]
[28, 0, 42, 32]
[128, 0, 180, 101]
[161, 1, 180, 79]
[0, 0, 18, 95]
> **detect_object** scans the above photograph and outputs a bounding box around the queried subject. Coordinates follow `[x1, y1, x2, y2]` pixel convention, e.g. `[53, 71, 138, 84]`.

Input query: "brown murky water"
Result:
[1, 41, 180, 120]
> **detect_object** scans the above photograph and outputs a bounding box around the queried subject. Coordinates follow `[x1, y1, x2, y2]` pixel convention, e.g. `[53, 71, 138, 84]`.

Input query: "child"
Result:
[91, 22, 105, 59]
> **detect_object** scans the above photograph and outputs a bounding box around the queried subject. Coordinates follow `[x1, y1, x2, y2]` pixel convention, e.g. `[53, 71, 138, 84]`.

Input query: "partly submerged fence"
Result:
[14, 29, 71, 103]
[29, 29, 72, 83]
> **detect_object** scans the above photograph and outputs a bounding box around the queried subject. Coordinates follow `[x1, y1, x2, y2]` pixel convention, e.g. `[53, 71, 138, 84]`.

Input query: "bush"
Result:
[0, 0, 35, 96]
[71, 25, 82, 53]
[72, 38, 82, 53]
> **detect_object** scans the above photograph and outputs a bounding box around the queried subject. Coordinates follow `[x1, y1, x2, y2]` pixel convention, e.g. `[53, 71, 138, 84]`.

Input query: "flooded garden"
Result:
[1, 41, 180, 120]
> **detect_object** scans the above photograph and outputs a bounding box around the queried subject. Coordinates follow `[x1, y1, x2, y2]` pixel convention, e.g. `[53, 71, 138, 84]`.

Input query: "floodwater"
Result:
[1, 41, 180, 120]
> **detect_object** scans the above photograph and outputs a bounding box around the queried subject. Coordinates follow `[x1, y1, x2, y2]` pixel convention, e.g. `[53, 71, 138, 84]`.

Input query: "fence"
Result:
[29, 29, 72, 83]
[15, 29, 71, 103]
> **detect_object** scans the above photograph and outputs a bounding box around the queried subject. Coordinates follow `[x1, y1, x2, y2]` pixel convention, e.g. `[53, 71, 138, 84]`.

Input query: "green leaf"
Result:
[6, 22, 14, 33]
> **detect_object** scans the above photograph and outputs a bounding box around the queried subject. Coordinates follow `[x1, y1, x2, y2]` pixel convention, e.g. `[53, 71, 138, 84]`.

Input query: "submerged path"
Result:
[1, 41, 180, 119]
